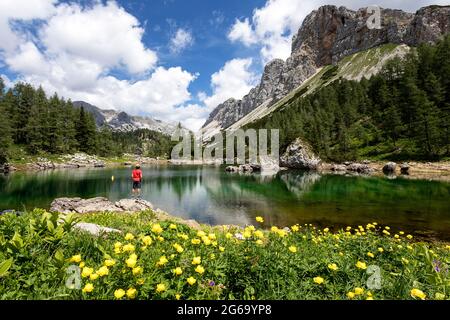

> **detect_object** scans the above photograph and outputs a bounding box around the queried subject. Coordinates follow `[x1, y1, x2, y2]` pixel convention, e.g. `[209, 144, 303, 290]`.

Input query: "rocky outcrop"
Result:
[383, 162, 397, 174]
[50, 197, 153, 214]
[202, 5, 450, 133]
[0, 164, 16, 174]
[346, 163, 374, 174]
[280, 138, 321, 170]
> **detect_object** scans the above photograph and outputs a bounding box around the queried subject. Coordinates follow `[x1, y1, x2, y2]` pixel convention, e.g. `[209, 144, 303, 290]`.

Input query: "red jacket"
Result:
[132, 169, 142, 182]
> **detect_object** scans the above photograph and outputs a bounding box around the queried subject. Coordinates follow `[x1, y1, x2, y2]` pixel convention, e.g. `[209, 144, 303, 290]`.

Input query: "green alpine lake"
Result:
[1, 165, 450, 240]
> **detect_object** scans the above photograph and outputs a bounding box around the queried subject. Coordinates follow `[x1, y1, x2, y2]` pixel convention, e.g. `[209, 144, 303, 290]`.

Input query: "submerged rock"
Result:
[280, 138, 321, 170]
[50, 197, 153, 214]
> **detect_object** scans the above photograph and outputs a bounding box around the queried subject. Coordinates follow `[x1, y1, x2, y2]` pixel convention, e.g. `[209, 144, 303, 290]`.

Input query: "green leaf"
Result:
[54, 249, 65, 263]
[0, 258, 13, 277]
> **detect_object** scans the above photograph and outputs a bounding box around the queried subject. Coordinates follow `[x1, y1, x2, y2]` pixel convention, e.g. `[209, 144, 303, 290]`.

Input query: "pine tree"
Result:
[0, 78, 12, 164]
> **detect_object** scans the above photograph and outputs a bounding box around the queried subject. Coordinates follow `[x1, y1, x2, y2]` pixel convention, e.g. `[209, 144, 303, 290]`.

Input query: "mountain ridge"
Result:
[72, 101, 184, 136]
[201, 5, 450, 137]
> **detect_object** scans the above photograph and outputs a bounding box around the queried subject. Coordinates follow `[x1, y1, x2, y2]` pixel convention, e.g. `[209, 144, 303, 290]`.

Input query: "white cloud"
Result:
[228, 18, 257, 46]
[228, 0, 450, 63]
[202, 58, 258, 110]
[0, 1, 209, 131]
[170, 28, 194, 54]
[40, 1, 157, 74]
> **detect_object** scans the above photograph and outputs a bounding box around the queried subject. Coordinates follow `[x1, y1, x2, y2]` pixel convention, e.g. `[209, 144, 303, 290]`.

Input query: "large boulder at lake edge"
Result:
[383, 162, 397, 174]
[280, 138, 321, 170]
[50, 197, 153, 214]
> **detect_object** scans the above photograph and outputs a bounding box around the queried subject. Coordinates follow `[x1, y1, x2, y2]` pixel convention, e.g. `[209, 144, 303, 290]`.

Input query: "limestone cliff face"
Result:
[202, 5, 450, 132]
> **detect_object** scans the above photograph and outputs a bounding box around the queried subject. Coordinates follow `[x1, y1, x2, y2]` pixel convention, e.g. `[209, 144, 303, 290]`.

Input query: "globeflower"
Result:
[256, 240, 263, 245]
[202, 236, 212, 245]
[288, 246, 297, 253]
[243, 231, 252, 239]
[114, 289, 125, 299]
[327, 263, 338, 271]
[191, 238, 201, 245]
[173, 243, 184, 253]
[156, 283, 166, 293]
[70, 254, 82, 263]
[208, 233, 217, 240]
[122, 243, 135, 252]
[323, 228, 329, 233]
[89, 273, 99, 281]
[104, 259, 116, 267]
[169, 224, 177, 230]
[407, 234, 413, 239]
[173, 267, 183, 276]
[132, 266, 143, 275]
[225, 233, 233, 239]
[354, 287, 364, 295]
[356, 261, 367, 270]
[96, 266, 109, 277]
[157, 256, 168, 266]
[127, 288, 137, 299]
[410, 288, 426, 300]
[187, 277, 197, 285]
[195, 265, 205, 274]
[197, 231, 206, 237]
[367, 252, 375, 258]
[81, 267, 94, 278]
[126, 256, 137, 268]
[271, 226, 279, 232]
[219, 246, 225, 252]
[82, 283, 94, 293]
[378, 247, 384, 253]
[291, 225, 299, 232]
[254, 230, 264, 239]
[192, 256, 201, 265]
[382, 230, 390, 236]
[256, 216, 264, 223]
[313, 277, 324, 285]
[152, 223, 163, 234]
[142, 236, 152, 246]
[347, 292, 355, 299]
[125, 233, 134, 241]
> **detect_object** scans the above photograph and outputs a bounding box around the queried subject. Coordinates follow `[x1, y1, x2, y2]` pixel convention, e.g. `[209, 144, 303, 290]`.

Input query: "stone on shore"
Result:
[73, 222, 121, 236]
[346, 163, 373, 174]
[401, 163, 410, 175]
[383, 162, 397, 174]
[280, 138, 321, 170]
[50, 197, 153, 214]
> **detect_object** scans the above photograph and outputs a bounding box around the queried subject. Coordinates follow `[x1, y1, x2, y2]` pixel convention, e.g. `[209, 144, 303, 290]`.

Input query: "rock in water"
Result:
[259, 156, 280, 174]
[383, 162, 397, 174]
[280, 138, 321, 170]
[50, 197, 153, 214]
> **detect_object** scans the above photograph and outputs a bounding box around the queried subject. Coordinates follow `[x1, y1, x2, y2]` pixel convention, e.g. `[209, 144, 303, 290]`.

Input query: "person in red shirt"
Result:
[131, 164, 143, 199]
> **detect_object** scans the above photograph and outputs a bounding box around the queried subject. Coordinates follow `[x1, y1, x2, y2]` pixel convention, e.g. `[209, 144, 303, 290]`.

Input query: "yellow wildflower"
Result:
[132, 266, 143, 275]
[410, 288, 426, 300]
[124, 233, 134, 241]
[70, 254, 82, 263]
[173, 267, 183, 276]
[288, 246, 297, 253]
[271, 226, 279, 232]
[202, 236, 212, 245]
[192, 256, 201, 265]
[89, 273, 99, 281]
[225, 233, 233, 239]
[152, 223, 163, 234]
[126, 288, 137, 299]
[435, 293, 445, 300]
[323, 228, 329, 233]
[142, 236, 152, 246]
[367, 252, 375, 258]
[385, 226, 390, 230]
[327, 263, 338, 271]
[114, 289, 125, 299]
[195, 265, 205, 274]
[122, 243, 135, 252]
[382, 230, 390, 236]
[291, 225, 299, 232]
[175, 294, 181, 300]
[407, 245, 413, 250]
[157, 236, 164, 242]
[313, 276, 324, 285]
[157, 256, 168, 266]
[407, 234, 413, 239]
[126, 256, 137, 268]
[191, 238, 201, 245]
[79, 262, 85, 268]
[254, 230, 264, 239]
[256, 216, 264, 223]
[81, 267, 94, 278]
[187, 277, 196, 285]
[208, 233, 217, 240]
[104, 259, 116, 267]
[243, 231, 252, 239]
[354, 287, 364, 295]
[378, 247, 384, 253]
[82, 283, 94, 293]
[169, 224, 177, 230]
[173, 243, 184, 253]
[156, 283, 166, 293]
[347, 292, 355, 299]
[366, 297, 374, 300]
[256, 239, 263, 245]
[96, 266, 109, 277]
[197, 230, 206, 237]
[356, 261, 367, 270]
[219, 246, 225, 252]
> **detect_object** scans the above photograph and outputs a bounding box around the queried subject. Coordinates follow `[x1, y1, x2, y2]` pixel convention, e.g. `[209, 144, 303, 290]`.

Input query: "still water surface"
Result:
[1, 165, 449, 240]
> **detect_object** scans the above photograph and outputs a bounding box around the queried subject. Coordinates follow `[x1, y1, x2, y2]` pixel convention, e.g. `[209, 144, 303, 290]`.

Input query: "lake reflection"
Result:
[1, 165, 450, 240]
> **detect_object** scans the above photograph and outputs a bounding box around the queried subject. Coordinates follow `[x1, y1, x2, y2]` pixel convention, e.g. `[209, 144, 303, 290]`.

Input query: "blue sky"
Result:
[1, 0, 448, 130]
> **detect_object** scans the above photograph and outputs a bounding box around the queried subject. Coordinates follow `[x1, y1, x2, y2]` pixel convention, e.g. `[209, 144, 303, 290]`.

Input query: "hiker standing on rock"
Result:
[132, 164, 143, 199]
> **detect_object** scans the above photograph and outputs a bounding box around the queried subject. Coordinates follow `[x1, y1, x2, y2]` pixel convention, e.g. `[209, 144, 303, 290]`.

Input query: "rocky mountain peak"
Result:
[201, 5, 450, 135]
